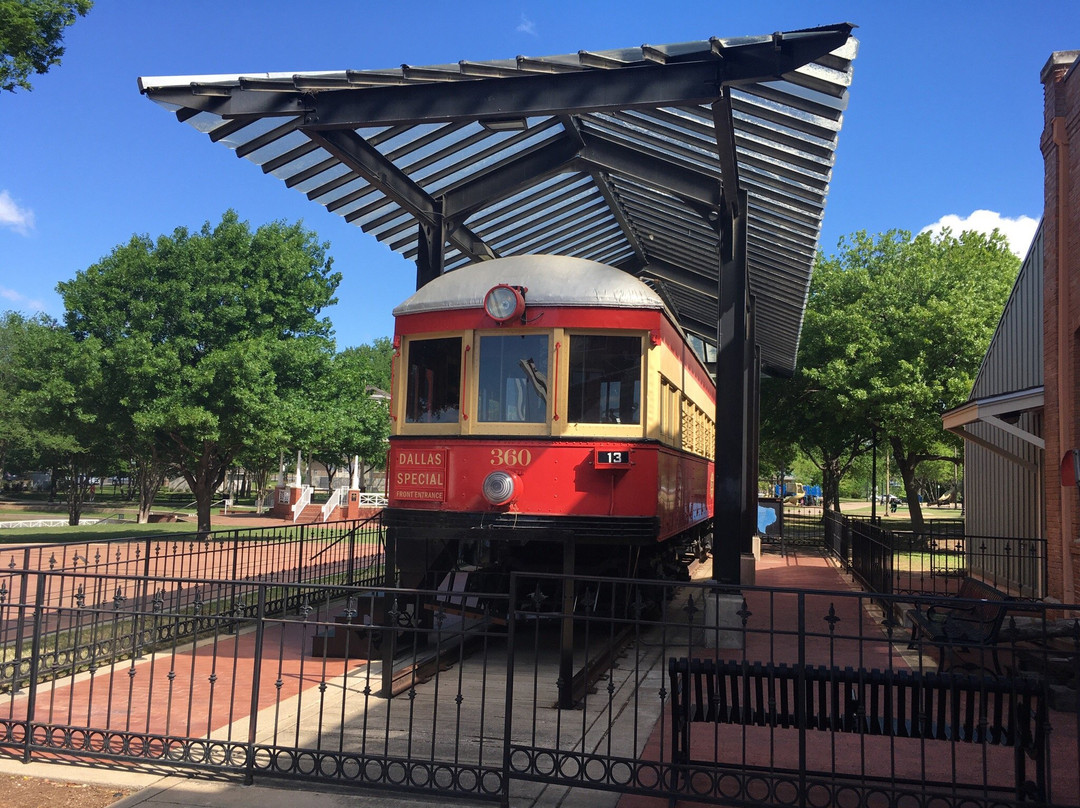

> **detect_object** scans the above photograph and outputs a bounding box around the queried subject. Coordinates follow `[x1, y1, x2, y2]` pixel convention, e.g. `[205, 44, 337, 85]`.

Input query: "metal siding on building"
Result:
[964, 227, 1045, 579]
[966, 414, 1042, 536]
[970, 227, 1044, 400]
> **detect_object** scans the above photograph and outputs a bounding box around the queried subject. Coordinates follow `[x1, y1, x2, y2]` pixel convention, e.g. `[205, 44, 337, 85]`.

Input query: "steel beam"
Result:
[711, 89, 742, 215]
[300, 60, 709, 129]
[577, 132, 722, 208]
[305, 128, 495, 264]
[639, 260, 717, 298]
[441, 133, 582, 220]
[144, 26, 851, 124]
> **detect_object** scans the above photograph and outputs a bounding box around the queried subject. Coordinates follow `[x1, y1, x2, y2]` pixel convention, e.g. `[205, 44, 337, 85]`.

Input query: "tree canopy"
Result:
[763, 228, 1020, 527]
[0, 310, 107, 522]
[0, 0, 91, 93]
[58, 210, 342, 532]
[308, 339, 393, 490]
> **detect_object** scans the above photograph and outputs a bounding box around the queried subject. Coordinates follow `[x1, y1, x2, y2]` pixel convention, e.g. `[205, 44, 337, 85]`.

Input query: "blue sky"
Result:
[1, 1, 1076, 349]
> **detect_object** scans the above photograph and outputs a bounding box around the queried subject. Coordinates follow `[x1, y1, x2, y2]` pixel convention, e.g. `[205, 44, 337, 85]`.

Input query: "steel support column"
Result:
[415, 199, 445, 289]
[713, 189, 749, 584]
[745, 298, 760, 549]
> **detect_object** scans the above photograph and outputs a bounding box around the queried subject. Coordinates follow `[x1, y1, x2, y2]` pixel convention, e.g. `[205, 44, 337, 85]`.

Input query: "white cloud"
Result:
[0, 190, 35, 235]
[920, 209, 1038, 258]
[0, 286, 47, 313]
[516, 13, 537, 36]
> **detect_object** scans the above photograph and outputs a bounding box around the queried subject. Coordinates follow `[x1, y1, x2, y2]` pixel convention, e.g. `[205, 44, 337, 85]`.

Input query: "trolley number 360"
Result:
[490, 448, 533, 466]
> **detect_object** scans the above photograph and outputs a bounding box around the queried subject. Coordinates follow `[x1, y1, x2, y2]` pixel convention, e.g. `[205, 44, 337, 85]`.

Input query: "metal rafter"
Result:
[305, 128, 496, 262]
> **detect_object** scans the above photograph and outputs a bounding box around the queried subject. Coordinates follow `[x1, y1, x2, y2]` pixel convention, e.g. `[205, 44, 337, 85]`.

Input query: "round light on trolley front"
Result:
[484, 284, 526, 322]
[482, 470, 520, 506]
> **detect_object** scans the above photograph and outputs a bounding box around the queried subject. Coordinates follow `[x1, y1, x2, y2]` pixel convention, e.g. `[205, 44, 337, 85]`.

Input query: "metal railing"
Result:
[0, 516, 386, 664]
[0, 559, 1075, 808]
[319, 487, 342, 522]
[290, 485, 313, 521]
[825, 510, 1048, 599]
[356, 492, 388, 507]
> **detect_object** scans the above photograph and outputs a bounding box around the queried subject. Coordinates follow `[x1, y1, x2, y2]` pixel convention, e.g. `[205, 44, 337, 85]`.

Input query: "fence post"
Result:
[22, 574, 47, 763]
[229, 531, 241, 634]
[501, 573, 517, 808]
[379, 527, 397, 699]
[796, 591, 807, 808]
[297, 524, 305, 586]
[12, 548, 31, 694]
[135, 537, 154, 658]
[245, 584, 268, 785]
[346, 522, 356, 587]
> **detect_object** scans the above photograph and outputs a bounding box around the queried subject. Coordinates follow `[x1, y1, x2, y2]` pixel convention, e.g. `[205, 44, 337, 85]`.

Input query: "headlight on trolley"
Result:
[482, 470, 520, 506]
[484, 284, 526, 323]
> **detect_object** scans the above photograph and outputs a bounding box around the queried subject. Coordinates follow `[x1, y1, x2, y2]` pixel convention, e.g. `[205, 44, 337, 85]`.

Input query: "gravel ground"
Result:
[0, 773, 131, 808]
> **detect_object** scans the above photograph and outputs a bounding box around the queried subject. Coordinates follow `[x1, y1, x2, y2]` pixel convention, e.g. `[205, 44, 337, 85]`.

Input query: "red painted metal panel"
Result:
[387, 439, 712, 540]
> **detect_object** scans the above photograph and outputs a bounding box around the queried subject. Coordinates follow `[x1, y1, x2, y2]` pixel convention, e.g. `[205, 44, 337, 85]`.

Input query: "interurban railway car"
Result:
[383, 255, 715, 601]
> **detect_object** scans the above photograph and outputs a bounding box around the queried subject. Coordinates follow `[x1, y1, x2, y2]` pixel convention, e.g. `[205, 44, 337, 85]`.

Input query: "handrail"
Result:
[177, 497, 228, 512]
[461, 343, 471, 421]
[290, 485, 313, 522]
[320, 488, 342, 522]
[357, 492, 388, 507]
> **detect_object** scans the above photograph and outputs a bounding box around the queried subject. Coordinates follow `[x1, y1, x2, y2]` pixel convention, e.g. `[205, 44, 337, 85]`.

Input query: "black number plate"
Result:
[595, 449, 631, 466]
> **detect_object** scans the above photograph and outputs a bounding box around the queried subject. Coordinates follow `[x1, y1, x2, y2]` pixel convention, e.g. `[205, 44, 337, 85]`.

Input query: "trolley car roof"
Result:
[139, 23, 857, 375]
[393, 255, 665, 317]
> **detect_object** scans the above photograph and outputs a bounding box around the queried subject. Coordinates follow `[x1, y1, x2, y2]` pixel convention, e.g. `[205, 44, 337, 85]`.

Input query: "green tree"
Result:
[774, 229, 1019, 529]
[760, 371, 871, 511]
[0, 311, 36, 483]
[309, 339, 393, 492]
[59, 210, 341, 533]
[0, 312, 107, 522]
[0, 0, 91, 93]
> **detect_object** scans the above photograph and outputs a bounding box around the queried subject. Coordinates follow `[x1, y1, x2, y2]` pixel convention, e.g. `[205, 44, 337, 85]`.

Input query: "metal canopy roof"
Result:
[139, 23, 857, 374]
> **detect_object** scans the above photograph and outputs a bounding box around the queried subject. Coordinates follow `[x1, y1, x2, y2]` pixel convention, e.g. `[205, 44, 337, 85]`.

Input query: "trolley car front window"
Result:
[568, 335, 641, 424]
[478, 334, 549, 423]
[405, 337, 461, 423]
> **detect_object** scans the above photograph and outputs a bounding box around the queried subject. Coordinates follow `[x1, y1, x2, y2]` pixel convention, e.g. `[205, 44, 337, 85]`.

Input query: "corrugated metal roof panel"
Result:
[139, 24, 858, 373]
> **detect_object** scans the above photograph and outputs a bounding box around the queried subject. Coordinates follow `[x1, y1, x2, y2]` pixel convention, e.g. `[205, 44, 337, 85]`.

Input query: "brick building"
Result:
[1042, 50, 1080, 604]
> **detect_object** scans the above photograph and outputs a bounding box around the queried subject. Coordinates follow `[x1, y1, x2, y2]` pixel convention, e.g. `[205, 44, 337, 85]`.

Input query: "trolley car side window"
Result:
[478, 334, 549, 423]
[405, 337, 461, 423]
[568, 335, 641, 424]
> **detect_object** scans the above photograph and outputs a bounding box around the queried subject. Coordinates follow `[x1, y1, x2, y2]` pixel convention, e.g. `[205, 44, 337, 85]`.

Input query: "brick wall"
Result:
[1041, 51, 1080, 603]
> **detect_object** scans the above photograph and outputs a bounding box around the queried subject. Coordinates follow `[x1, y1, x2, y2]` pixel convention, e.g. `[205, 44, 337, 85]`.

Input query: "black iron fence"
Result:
[825, 510, 1048, 600]
[0, 533, 1077, 808]
[757, 505, 827, 555]
[0, 518, 385, 691]
[778, 506, 827, 546]
[0, 516, 384, 588]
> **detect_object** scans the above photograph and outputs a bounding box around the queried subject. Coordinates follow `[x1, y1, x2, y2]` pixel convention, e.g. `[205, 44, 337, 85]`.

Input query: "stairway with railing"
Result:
[290, 485, 313, 522]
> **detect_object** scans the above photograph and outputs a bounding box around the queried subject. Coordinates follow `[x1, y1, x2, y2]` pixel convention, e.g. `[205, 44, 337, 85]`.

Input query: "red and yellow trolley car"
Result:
[384, 255, 714, 592]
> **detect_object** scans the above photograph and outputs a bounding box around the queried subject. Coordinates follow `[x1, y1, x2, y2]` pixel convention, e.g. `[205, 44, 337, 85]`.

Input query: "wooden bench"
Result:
[668, 657, 1046, 802]
[906, 578, 1010, 672]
